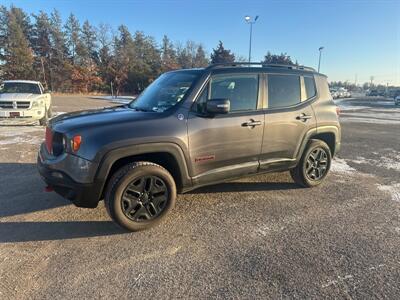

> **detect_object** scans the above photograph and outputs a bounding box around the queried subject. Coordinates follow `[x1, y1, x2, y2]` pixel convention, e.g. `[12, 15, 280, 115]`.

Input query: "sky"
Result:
[2, 0, 400, 85]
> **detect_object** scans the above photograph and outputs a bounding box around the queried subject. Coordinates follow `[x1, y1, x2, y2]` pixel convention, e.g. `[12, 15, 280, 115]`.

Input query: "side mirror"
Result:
[206, 99, 230, 114]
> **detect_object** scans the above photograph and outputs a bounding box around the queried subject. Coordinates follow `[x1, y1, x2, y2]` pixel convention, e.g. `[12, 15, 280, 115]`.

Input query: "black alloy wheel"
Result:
[121, 176, 168, 221]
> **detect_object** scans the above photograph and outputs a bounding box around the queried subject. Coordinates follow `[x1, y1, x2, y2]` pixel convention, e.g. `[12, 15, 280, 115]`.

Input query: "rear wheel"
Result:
[105, 162, 176, 231]
[290, 139, 332, 187]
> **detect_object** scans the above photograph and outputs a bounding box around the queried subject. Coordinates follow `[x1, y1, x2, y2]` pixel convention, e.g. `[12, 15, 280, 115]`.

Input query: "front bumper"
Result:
[37, 144, 101, 208]
[0, 107, 45, 124]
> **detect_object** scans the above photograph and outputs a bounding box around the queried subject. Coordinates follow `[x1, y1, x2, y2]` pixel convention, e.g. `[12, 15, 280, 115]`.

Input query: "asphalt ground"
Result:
[0, 95, 399, 299]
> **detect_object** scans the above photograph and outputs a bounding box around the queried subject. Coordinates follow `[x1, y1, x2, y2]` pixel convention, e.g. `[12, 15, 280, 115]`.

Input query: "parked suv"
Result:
[0, 80, 52, 125]
[38, 63, 341, 231]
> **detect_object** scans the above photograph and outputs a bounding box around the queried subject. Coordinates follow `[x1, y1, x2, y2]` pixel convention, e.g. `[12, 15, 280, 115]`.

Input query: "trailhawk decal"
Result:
[195, 155, 215, 163]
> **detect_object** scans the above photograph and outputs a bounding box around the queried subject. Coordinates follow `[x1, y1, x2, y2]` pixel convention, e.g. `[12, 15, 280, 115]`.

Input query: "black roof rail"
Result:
[205, 62, 316, 72]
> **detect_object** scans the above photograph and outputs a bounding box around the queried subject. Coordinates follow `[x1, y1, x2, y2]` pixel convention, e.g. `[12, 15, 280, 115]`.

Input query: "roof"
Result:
[2, 80, 41, 84]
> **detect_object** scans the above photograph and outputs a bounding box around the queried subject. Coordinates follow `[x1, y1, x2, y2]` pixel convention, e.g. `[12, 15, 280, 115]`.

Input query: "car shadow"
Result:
[188, 181, 301, 194]
[0, 221, 125, 243]
[0, 163, 70, 218]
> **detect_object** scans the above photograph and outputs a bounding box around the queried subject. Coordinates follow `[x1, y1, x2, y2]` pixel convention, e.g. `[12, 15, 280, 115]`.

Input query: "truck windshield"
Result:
[0, 82, 41, 94]
[129, 71, 201, 112]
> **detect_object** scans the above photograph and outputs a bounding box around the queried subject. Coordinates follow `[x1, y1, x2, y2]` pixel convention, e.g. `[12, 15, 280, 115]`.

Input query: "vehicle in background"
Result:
[337, 87, 351, 98]
[0, 80, 52, 125]
[330, 88, 339, 99]
[395, 95, 400, 106]
[367, 89, 379, 96]
[38, 62, 341, 231]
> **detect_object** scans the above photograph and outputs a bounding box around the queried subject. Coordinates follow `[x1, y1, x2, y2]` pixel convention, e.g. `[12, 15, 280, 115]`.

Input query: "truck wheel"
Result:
[290, 139, 332, 187]
[105, 162, 177, 231]
[39, 108, 48, 126]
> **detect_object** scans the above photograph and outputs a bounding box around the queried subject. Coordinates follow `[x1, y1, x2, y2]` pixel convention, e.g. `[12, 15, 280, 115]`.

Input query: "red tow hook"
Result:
[45, 186, 54, 192]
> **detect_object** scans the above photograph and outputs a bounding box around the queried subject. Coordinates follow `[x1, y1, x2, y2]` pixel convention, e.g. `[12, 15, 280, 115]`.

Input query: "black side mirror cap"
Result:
[206, 99, 230, 114]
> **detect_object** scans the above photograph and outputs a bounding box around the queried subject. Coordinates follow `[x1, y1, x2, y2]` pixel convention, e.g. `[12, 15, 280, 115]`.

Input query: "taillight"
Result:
[71, 135, 82, 152]
[336, 106, 341, 116]
[45, 127, 53, 154]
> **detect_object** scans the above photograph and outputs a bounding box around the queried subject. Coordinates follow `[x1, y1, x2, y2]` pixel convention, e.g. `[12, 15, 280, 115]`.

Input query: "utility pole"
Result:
[318, 47, 324, 72]
[244, 15, 259, 62]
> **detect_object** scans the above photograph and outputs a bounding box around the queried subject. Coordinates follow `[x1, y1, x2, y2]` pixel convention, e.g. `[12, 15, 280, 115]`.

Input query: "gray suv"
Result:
[38, 63, 341, 231]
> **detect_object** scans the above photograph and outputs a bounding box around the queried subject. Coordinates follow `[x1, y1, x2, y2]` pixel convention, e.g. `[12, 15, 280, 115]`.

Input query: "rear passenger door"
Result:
[260, 73, 317, 170]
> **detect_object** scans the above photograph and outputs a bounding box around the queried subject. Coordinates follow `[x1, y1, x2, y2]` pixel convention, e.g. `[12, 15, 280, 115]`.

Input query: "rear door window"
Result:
[267, 74, 301, 108]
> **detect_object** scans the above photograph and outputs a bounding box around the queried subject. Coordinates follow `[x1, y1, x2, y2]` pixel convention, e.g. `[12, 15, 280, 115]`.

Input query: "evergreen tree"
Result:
[32, 11, 52, 85]
[49, 9, 71, 91]
[210, 41, 235, 64]
[3, 8, 34, 79]
[262, 51, 296, 65]
[64, 13, 81, 64]
[161, 35, 178, 71]
[193, 44, 208, 67]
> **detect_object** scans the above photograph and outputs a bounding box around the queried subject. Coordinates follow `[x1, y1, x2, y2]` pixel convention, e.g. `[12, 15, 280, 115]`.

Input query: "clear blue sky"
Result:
[3, 0, 400, 85]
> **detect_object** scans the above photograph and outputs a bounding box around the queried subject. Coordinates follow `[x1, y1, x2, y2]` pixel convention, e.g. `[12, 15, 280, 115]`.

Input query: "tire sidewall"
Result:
[109, 165, 176, 231]
[300, 140, 332, 187]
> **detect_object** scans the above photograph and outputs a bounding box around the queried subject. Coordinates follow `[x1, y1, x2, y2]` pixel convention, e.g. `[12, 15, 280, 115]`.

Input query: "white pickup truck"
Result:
[0, 80, 52, 125]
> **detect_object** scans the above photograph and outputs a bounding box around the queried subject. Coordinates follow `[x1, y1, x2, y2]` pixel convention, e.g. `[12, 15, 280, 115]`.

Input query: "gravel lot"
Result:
[0, 95, 399, 299]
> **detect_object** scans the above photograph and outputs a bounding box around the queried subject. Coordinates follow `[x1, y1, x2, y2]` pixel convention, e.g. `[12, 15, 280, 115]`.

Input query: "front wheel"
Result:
[290, 139, 332, 187]
[105, 162, 177, 231]
[39, 107, 50, 126]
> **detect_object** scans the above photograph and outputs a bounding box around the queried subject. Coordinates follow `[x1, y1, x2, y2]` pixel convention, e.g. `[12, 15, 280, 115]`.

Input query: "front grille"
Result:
[17, 101, 30, 108]
[0, 101, 31, 109]
[0, 101, 13, 109]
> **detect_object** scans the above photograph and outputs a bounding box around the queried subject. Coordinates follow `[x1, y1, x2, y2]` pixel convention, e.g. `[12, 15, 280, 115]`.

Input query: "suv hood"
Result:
[50, 106, 162, 133]
[0, 93, 42, 101]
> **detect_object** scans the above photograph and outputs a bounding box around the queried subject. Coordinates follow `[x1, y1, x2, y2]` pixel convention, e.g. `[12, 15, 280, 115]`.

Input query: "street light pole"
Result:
[318, 46, 324, 72]
[245, 15, 259, 62]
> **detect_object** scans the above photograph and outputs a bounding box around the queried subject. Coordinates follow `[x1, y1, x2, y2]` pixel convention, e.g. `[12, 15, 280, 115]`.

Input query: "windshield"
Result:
[0, 82, 41, 94]
[129, 71, 201, 112]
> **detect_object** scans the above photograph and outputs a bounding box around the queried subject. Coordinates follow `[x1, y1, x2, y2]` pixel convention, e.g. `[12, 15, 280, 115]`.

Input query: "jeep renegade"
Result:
[38, 63, 341, 231]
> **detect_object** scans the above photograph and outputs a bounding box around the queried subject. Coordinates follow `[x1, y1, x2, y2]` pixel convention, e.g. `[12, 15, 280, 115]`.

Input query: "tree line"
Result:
[0, 5, 298, 95]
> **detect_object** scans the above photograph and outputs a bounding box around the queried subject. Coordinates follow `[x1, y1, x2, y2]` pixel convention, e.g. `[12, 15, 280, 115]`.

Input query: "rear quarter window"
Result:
[304, 76, 316, 99]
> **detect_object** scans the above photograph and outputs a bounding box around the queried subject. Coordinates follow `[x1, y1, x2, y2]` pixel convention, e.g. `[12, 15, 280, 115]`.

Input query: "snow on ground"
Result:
[0, 126, 43, 145]
[377, 183, 400, 202]
[350, 151, 400, 172]
[337, 98, 400, 124]
[91, 95, 136, 104]
[330, 157, 357, 174]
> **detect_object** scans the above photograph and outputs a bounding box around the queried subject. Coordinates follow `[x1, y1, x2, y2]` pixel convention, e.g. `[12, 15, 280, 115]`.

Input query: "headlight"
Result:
[31, 100, 44, 108]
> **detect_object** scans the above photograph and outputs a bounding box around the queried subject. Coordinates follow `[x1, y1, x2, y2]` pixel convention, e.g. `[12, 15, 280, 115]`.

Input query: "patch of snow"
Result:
[330, 158, 356, 174]
[349, 154, 400, 172]
[340, 117, 400, 125]
[0, 126, 43, 145]
[377, 183, 400, 202]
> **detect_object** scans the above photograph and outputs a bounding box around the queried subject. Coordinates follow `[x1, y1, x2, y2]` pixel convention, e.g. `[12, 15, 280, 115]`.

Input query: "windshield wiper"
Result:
[131, 107, 152, 112]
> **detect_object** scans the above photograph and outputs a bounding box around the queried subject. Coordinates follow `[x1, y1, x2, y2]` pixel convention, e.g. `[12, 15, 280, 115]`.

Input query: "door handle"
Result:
[296, 113, 312, 122]
[242, 120, 262, 127]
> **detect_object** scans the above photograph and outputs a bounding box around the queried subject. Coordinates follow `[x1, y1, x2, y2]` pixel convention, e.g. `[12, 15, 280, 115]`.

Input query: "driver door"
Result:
[187, 73, 264, 186]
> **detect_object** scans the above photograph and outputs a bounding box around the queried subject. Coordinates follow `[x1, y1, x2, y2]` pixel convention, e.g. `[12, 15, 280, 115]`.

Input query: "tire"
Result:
[290, 139, 332, 188]
[105, 162, 177, 231]
[39, 108, 48, 126]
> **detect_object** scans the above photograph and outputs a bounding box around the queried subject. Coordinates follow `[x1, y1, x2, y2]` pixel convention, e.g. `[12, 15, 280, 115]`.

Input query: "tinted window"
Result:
[304, 76, 316, 99]
[268, 75, 300, 108]
[210, 74, 258, 111]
